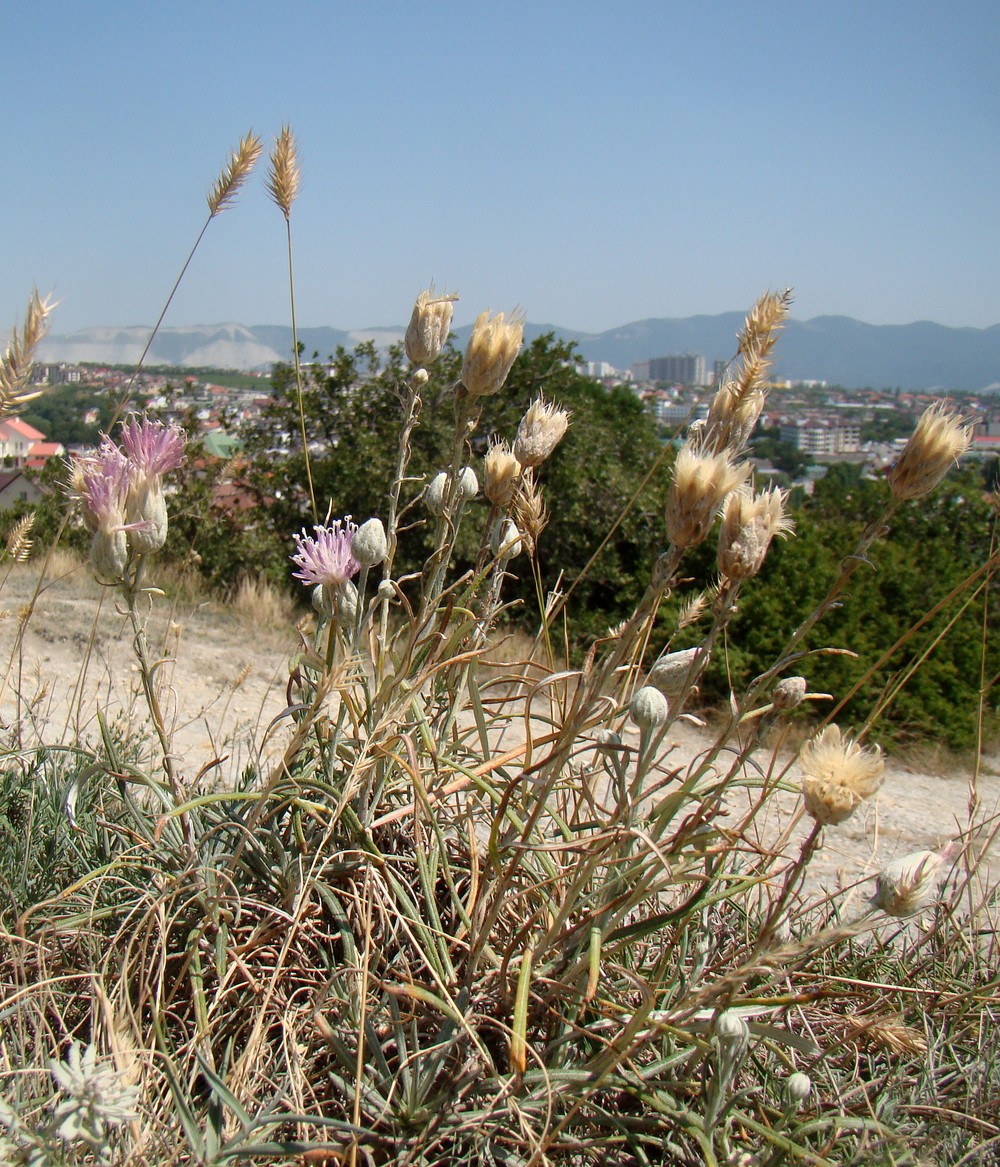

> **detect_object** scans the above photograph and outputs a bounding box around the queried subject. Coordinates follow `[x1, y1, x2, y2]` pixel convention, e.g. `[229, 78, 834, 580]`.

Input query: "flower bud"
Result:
[513, 395, 571, 467]
[412, 367, 429, 387]
[630, 685, 668, 730]
[772, 675, 807, 710]
[646, 648, 704, 697]
[377, 579, 396, 600]
[425, 471, 448, 515]
[461, 309, 524, 397]
[457, 466, 479, 501]
[785, 1071, 812, 1109]
[593, 728, 623, 751]
[404, 287, 455, 367]
[491, 518, 522, 561]
[351, 517, 388, 566]
[714, 1011, 750, 1052]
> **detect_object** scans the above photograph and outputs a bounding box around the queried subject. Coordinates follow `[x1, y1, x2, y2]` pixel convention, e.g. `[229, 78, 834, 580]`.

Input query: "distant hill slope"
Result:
[37, 315, 1000, 392]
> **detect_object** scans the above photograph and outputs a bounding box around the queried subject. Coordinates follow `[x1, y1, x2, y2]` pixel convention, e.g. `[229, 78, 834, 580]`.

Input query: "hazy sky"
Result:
[3, 1, 998, 336]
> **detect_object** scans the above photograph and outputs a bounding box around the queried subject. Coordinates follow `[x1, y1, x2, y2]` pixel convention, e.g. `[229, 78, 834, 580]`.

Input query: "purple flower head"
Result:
[79, 441, 131, 528]
[119, 415, 185, 478]
[291, 519, 361, 588]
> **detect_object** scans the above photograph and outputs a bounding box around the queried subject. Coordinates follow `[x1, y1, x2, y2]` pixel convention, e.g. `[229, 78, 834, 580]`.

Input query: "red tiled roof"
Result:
[0, 417, 46, 441]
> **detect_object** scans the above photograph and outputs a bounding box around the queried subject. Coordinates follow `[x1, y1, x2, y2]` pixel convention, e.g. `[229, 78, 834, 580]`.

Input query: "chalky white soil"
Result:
[2, 558, 997, 908]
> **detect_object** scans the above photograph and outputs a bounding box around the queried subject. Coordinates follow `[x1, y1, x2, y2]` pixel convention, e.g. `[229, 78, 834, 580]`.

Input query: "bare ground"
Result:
[2, 556, 998, 904]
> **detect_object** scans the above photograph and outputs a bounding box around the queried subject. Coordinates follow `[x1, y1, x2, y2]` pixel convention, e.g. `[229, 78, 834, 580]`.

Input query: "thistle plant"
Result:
[4, 140, 997, 1167]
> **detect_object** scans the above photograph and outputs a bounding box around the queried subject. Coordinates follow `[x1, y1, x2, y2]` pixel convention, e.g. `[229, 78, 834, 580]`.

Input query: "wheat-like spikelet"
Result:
[1, 289, 55, 417]
[676, 590, 709, 630]
[732, 287, 793, 402]
[513, 469, 548, 553]
[5, 513, 34, 563]
[266, 125, 300, 220]
[207, 130, 264, 217]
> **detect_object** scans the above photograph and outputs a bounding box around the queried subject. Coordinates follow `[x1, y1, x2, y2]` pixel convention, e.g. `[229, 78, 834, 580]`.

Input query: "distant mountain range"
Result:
[36, 315, 1000, 393]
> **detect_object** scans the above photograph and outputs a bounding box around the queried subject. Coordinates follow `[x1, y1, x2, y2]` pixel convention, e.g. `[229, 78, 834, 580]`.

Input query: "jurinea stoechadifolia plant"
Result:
[6, 131, 994, 1163]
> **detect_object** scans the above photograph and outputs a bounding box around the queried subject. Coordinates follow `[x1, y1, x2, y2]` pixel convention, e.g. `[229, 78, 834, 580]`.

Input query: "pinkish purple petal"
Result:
[119, 415, 185, 476]
[291, 519, 361, 588]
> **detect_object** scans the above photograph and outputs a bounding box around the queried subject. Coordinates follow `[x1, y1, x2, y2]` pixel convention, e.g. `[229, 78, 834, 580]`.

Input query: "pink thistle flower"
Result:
[291, 519, 361, 588]
[79, 442, 131, 531]
[119, 415, 185, 479]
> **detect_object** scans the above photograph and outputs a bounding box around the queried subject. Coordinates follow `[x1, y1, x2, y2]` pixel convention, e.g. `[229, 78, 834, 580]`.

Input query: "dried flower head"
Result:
[666, 446, 750, 549]
[266, 124, 300, 219]
[292, 519, 361, 589]
[888, 403, 972, 501]
[703, 380, 766, 455]
[1, 288, 55, 417]
[717, 486, 793, 581]
[873, 843, 958, 917]
[513, 395, 571, 467]
[405, 286, 457, 367]
[483, 438, 521, 508]
[208, 129, 264, 216]
[461, 309, 524, 397]
[799, 724, 884, 826]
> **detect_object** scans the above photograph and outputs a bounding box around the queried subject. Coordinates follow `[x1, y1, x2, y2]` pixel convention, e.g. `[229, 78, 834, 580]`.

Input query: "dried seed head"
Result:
[646, 647, 704, 697]
[873, 843, 958, 917]
[404, 287, 457, 367]
[799, 724, 884, 826]
[630, 685, 668, 730]
[513, 395, 571, 467]
[483, 438, 521, 508]
[461, 309, 524, 397]
[208, 129, 264, 216]
[351, 517, 388, 566]
[736, 288, 793, 388]
[772, 675, 807, 710]
[265, 124, 300, 219]
[717, 486, 794, 581]
[888, 403, 972, 501]
[666, 446, 750, 549]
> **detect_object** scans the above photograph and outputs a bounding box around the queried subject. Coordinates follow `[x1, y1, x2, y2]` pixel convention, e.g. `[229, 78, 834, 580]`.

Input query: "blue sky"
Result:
[2, 1, 998, 336]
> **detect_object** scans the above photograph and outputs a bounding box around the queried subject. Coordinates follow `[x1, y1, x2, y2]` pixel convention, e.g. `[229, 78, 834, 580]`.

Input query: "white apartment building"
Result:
[779, 418, 861, 455]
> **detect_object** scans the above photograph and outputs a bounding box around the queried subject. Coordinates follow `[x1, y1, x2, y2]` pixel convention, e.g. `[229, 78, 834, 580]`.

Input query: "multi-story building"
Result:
[779, 418, 861, 455]
[648, 353, 707, 387]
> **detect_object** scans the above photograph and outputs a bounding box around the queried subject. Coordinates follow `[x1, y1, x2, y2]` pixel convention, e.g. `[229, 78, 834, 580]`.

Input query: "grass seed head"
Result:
[888, 402, 972, 502]
[1, 288, 55, 417]
[405, 286, 457, 367]
[799, 724, 884, 826]
[513, 395, 571, 467]
[666, 446, 750, 549]
[461, 309, 524, 397]
[208, 129, 264, 216]
[265, 124, 300, 219]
